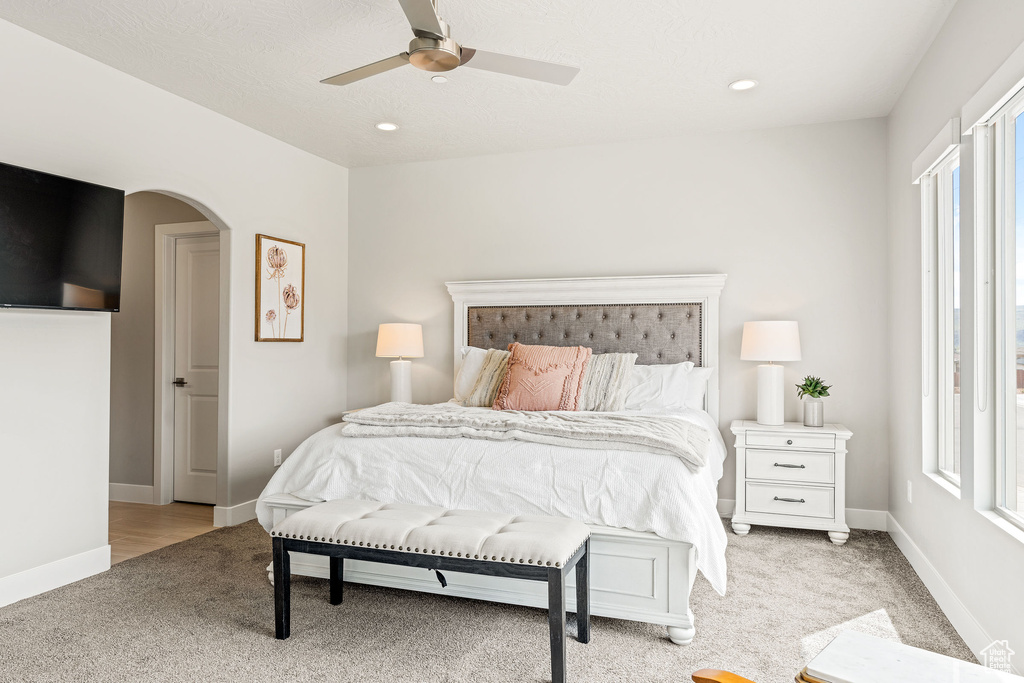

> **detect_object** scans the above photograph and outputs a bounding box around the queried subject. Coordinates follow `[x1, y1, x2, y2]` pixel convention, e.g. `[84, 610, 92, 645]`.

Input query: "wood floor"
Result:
[109, 501, 215, 564]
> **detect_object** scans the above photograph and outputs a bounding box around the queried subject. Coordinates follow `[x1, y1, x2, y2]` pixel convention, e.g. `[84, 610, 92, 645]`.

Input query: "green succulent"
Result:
[796, 375, 832, 399]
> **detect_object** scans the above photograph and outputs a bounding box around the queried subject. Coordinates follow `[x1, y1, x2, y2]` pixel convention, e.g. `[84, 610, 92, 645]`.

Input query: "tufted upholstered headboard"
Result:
[446, 275, 727, 421]
[466, 304, 702, 366]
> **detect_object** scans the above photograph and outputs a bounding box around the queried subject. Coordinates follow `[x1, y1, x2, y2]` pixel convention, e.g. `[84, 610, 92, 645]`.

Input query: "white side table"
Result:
[730, 420, 852, 545]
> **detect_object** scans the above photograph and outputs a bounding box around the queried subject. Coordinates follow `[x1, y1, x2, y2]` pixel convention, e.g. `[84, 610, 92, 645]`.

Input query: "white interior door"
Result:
[172, 234, 220, 504]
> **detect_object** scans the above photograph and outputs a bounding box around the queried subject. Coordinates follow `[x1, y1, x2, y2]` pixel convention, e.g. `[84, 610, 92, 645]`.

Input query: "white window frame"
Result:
[921, 148, 963, 493]
[988, 88, 1024, 530]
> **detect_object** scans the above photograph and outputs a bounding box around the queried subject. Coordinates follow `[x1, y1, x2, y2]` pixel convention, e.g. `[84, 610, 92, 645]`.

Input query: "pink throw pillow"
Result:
[492, 342, 592, 411]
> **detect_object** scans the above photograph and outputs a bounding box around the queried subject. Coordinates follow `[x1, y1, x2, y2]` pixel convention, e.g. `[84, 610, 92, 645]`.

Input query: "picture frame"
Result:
[255, 234, 305, 342]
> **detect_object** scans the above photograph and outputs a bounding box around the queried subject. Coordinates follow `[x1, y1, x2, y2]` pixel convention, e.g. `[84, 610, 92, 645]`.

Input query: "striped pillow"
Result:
[579, 352, 638, 411]
[462, 348, 510, 407]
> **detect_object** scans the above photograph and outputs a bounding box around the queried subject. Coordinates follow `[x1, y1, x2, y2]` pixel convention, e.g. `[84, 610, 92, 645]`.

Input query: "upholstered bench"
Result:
[270, 499, 591, 683]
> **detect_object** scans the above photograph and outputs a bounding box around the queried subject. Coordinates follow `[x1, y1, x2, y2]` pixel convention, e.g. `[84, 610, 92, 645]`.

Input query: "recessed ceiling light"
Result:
[729, 79, 758, 91]
[430, 75, 448, 84]
[375, 122, 399, 131]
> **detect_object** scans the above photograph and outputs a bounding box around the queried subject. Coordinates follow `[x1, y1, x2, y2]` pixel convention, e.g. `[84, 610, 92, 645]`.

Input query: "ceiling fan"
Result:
[321, 0, 580, 87]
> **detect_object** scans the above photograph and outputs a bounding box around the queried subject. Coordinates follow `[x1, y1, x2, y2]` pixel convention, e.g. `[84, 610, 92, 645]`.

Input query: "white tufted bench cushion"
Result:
[270, 498, 590, 569]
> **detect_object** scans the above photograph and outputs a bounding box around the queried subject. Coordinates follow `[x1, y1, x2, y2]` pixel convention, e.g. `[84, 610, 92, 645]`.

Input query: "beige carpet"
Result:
[0, 520, 973, 683]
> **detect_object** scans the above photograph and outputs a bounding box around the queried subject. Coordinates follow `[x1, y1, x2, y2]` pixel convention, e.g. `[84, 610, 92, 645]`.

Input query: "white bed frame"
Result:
[263, 274, 726, 645]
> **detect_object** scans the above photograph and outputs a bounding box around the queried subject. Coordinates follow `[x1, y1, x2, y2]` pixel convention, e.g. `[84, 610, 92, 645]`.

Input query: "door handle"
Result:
[173, 377, 188, 387]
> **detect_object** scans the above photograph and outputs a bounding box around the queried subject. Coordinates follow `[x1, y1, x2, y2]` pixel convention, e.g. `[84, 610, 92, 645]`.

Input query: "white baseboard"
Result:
[846, 508, 888, 531]
[717, 499, 888, 531]
[108, 483, 155, 504]
[0, 545, 110, 608]
[886, 513, 1011, 670]
[213, 499, 258, 527]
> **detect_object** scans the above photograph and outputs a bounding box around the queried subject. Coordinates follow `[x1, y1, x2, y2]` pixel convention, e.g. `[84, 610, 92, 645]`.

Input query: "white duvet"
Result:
[256, 405, 728, 595]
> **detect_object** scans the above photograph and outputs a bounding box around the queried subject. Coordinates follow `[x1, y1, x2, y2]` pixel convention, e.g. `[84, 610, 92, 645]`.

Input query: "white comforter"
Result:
[256, 405, 728, 595]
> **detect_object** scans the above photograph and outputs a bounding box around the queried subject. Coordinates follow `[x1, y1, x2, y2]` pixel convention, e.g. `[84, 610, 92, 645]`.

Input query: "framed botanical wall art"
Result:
[256, 234, 305, 342]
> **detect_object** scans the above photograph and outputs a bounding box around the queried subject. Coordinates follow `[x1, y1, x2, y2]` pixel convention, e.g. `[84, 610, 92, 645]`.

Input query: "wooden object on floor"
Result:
[692, 669, 758, 683]
[108, 501, 215, 564]
[730, 420, 852, 545]
[802, 630, 1020, 682]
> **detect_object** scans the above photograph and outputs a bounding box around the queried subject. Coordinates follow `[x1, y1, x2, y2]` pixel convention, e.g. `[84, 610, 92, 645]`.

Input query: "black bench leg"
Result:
[575, 538, 591, 644]
[273, 537, 290, 640]
[547, 567, 566, 683]
[330, 556, 344, 605]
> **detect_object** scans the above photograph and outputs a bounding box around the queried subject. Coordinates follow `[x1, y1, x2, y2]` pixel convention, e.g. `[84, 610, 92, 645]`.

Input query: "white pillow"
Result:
[623, 362, 714, 412]
[454, 346, 488, 403]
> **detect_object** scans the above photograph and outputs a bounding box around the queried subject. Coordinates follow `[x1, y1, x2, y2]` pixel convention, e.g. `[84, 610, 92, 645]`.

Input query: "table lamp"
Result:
[740, 321, 801, 426]
[376, 323, 424, 403]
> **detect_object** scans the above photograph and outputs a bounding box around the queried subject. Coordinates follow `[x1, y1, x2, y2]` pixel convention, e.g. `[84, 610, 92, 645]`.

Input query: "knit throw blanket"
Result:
[342, 402, 710, 472]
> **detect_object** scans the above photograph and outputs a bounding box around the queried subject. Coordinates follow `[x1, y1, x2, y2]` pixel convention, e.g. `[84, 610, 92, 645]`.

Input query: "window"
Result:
[948, 162, 962, 479]
[922, 150, 962, 487]
[993, 90, 1024, 522]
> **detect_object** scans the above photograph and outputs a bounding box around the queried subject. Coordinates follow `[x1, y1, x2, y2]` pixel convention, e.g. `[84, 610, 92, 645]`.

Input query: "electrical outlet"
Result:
[906, 480, 912, 504]
[274, 449, 282, 467]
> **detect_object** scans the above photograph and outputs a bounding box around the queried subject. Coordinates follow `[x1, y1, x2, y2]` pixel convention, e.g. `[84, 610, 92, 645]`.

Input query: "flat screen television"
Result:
[0, 161, 125, 312]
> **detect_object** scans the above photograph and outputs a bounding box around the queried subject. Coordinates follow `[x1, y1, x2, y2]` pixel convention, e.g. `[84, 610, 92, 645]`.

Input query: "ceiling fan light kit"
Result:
[408, 33, 461, 72]
[321, 0, 579, 87]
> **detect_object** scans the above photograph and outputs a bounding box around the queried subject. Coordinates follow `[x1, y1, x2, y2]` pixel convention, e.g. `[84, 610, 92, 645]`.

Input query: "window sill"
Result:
[924, 471, 962, 500]
[979, 509, 1024, 545]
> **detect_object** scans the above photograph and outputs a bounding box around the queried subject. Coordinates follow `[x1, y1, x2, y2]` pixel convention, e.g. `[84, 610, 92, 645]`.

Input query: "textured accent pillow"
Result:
[492, 342, 592, 411]
[454, 346, 488, 403]
[462, 348, 510, 407]
[623, 362, 714, 412]
[579, 352, 638, 411]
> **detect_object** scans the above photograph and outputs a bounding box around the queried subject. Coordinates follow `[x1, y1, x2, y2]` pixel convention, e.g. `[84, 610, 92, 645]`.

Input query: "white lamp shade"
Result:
[376, 323, 424, 358]
[740, 321, 801, 362]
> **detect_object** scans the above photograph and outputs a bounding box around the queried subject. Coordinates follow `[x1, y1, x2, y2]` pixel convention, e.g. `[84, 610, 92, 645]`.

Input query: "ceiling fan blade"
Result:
[321, 53, 410, 86]
[459, 48, 579, 86]
[398, 0, 445, 38]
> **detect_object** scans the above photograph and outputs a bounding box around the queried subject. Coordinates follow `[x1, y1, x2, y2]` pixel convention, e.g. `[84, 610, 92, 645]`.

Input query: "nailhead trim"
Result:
[272, 510, 593, 569]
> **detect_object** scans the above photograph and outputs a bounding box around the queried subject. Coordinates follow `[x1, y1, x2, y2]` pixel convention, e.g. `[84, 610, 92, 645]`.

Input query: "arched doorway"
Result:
[107, 191, 231, 564]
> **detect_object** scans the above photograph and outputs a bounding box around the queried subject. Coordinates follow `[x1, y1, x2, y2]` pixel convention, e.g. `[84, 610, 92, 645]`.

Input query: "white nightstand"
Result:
[730, 420, 852, 545]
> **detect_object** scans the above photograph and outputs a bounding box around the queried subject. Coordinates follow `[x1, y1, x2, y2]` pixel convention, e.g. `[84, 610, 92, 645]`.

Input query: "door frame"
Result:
[154, 221, 230, 506]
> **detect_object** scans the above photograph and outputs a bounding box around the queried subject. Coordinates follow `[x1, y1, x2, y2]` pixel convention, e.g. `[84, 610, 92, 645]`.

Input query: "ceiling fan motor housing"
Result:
[408, 35, 462, 72]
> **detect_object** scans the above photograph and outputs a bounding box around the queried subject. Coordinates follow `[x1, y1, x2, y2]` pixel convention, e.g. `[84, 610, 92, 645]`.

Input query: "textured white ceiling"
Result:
[0, 0, 955, 167]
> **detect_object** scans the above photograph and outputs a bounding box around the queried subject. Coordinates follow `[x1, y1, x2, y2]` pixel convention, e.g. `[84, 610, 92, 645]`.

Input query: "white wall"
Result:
[110, 193, 205, 488]
[348, 118, 889, 510]
[0, 311, 110, 579]
[0, 18, 348, 596]
[887, 0, 1024, 661]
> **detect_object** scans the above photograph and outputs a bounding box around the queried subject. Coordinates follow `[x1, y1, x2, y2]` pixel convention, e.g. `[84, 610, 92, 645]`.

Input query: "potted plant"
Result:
[795, 376, 831, 427]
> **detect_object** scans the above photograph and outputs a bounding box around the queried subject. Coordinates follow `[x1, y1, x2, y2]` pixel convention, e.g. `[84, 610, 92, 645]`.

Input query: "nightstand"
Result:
[730, 420, 852, 545]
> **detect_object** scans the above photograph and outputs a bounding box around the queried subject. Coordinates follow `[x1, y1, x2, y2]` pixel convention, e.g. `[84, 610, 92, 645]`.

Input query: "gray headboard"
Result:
[466, 303, 702, 366]
[446, 275, 727, 421]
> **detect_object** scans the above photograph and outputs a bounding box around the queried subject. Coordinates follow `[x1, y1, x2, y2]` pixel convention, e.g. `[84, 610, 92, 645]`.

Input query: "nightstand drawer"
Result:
[745, 482, 834, 519]
[746, 449, 835, 484]
[745, 431, 836, 450]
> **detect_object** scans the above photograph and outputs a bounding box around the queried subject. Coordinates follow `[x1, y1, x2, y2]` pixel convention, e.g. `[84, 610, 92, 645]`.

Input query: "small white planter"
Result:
[803, 396, 824, 427]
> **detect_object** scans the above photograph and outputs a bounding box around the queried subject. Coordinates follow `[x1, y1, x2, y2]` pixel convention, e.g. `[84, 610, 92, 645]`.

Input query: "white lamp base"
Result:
[756, 364, 785, 426]
[390, 360, 412, 403]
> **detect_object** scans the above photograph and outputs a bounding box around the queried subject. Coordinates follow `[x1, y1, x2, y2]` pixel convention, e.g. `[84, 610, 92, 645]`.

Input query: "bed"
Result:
[257, 274, 728, 645]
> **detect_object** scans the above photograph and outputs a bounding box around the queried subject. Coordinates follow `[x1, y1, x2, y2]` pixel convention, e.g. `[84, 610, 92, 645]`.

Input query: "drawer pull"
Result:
[774, 462, 806, 469]
[773, 496, 806, 503]
[786, 439, 793, 445]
